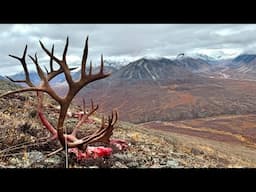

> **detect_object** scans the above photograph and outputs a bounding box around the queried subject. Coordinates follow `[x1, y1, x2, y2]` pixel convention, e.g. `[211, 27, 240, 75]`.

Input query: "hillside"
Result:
[0, 79, 252, 168]
[201, 54, 256, 81]
[70, 76, 256, 124]
[141, 114, 256, 167]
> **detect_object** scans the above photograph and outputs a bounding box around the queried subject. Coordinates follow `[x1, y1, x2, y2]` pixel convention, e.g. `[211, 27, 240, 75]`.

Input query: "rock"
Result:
[150, 163, 162, 168]
[126, 153, 133, 159]
[9, 158, 19, 165]
[32, 164, 45, 168]
[45, 155, 62, 165]
[114, 161, 128, 168]
[88, 166, 99, 168]
[113, 153, 129, 161]
[0, 162, 13, 168]
[191, 148, 204, 156]
[9, 157, 30, 168]
[5, 165, 16, 168]
[217, 157, 230, 165]
[159, 160, 166, 165]
[153, 158, 160, 164]
[127, 161, 139, 168]
[166, 160, 179, 168]
[28, 151, 44, 163]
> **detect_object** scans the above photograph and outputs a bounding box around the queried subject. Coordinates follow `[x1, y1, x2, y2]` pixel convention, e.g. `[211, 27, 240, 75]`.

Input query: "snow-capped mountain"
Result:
[103, 58, 134, 69]
[112, 57, 200, 82]
[194, 53, 222, 62]
[174, 57, 211, 72]
[186, 51, 240, 63]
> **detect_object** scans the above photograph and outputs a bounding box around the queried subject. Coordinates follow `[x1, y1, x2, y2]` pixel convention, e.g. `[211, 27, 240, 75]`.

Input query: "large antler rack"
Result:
[0, 36, 117, 151]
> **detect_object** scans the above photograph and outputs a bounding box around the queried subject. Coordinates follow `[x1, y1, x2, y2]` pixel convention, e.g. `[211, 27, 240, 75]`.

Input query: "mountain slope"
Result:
[175, 57, 211, 72]
[232, 54, 256, 65]
[216, 54, 256, 80]
[114, 58, 191, 81]
[112, 57, 211, 82]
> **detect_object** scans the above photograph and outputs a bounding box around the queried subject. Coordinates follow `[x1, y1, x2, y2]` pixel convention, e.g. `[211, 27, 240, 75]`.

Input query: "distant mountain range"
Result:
[194, 53, 223, 61]
[8, 61, 120, 86]
[8, 71, 64, 86]
[7, 53, 256, 86]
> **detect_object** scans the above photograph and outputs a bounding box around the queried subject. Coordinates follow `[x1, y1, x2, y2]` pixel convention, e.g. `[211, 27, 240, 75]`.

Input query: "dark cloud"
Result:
[1, 24, 256, 75]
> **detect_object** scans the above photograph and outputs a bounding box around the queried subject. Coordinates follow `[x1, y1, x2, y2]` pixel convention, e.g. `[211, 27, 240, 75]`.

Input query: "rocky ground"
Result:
[0, 97, 243, 169]
[0, 119, 234, 169]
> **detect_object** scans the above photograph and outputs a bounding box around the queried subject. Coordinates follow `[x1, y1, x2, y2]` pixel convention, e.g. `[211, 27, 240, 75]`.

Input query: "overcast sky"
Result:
[0, 24, 256, 76]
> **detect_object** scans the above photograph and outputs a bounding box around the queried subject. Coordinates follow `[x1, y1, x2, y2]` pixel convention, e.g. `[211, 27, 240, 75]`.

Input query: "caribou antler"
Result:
[0, 36, 118, 154]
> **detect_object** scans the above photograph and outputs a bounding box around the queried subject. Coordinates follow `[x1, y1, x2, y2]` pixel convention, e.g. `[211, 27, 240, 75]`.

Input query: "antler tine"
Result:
[101, 115, 105, 129]
[39, 40, 61, 64]
[82, 98, 86, 114]
[111, 110, 118, 126]
[63, 37, 69, 62]
[89, 61, 92, 76]
[71, 99, 99, 137]
[5, 76, 26, 84]
[76, 53, 110, 86]
[29, 53, 46, 81]
[100, 54, 104, 74]
[50, 45, 54, 72]
[40, 39, 75, 84]
[69, 110, 118, 148]
[0, 87, 46, 98]
[44, 66, 49, 74]
[22, 45, 28, 58]
[46, 65, 77, 82]
[84, 125, 114, 146]
[7, 45, 35, 87]
[78, 36, 111, 90]
[46, 42, 78, 81]
[9, 45, 27, 61]
[79, 98, 99, 116]
[86, 101, 98, 117]
[90, 99, 94, 111]
[81, 36, 89, 79]
[107, 110, 118, 127]
[59, 37, 73, 85]
[108, 114, 112, 127]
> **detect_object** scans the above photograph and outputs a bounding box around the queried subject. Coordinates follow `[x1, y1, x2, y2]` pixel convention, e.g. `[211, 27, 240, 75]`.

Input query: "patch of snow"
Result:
[144, 63, 157, 81]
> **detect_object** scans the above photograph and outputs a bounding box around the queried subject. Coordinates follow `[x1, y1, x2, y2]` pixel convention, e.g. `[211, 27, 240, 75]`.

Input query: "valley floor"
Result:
[139, 114, 256, 167]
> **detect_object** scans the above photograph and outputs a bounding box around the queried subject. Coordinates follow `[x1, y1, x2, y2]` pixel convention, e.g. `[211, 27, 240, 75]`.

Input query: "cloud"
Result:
[1, 24, 256, 75]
